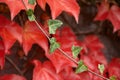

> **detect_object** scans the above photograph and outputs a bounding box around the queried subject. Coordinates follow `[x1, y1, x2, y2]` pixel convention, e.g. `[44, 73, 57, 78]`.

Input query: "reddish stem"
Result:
[5, 56, 23, 75]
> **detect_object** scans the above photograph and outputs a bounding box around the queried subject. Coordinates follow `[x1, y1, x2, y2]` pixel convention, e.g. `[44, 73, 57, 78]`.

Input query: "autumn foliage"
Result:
[0, 0, 120, 80]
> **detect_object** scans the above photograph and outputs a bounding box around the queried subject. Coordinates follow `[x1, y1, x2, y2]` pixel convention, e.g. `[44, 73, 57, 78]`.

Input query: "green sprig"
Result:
[48, 19, 63, 34]
[50, 37, 60, 53]
[28, 0, 36, 5]
[98, 64, 105, 75]
[75, 60, 88, 73]
[72, 45, 82, 58]
[26, 9, 35, 21]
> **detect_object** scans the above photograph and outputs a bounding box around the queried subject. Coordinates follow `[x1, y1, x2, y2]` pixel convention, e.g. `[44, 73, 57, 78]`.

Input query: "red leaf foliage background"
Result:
[0, 0, 80, 22]
[108, 58, 120, 80]
[0, 0, 120, 80]
[94, 0, 120, 32]
[0, 74, 26, 80]
[33, 27, 120, 80]
[0, 15, 22, 53]
[46, 27, 78, 73]
[0, 40, 5, 69]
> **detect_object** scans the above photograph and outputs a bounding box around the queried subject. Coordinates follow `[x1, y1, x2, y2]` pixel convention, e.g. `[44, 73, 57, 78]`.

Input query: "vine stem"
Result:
[88, 69, 110, 80]
[21, 0, 110, 80]
[34, 20, 50, 41]
[5, 56, 23, 75]
[58, 48, 110, 80]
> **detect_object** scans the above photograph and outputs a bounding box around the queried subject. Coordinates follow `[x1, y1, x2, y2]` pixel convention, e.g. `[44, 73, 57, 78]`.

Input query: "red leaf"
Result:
[81, 51, 107, 71]
[80, 35, 107, 80]
[0, 15, 22, 53]
[55, 27, 77, 42]
[78, 72, 91, 80]
[0, 0, 36, 19]
[0, 0, 80, 22]
[22, 21, 48, 55]
[46, 27, 78, 73]
[108, 58, 120, 80]
[33, 60, 63, 80]
[81, 51, 107, 80]
[0, 74, 26, 80]
[0, 40, 5, 69]
[94, 1, 120, 32]
[59, 67, 80, 80]
[37, 0, 80, 22]
[46, 50, 77, 73]
[55, 27, 78, 56]
[37, 0, 46, 10]
[107, 5, 120, 32]
[81, 35, 104, 54]
[94, 1, 109, 21]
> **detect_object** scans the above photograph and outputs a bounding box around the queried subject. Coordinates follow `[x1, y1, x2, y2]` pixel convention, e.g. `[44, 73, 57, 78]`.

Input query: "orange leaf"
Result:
[22, 21, 48, 55]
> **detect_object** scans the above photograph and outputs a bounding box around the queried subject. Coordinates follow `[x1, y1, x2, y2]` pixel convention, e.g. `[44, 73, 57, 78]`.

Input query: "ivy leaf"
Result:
[26, 9, 35, 21]
[110, 76, 117, 80]
[28, 0, 36, 5]
[50, 37, 60, 53]
[98, 64, 105, 75]
[75, 60, 88, 73]
[72, 45, 82, 58]
[48, 19, 63, 34]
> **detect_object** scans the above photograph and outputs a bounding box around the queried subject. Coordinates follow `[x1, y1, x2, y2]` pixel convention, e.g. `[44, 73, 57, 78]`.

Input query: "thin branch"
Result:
[21, 0, 28, 10]
[21, 0, 50, 41]
[58, 48, 110, 80]
[34, 20, 50, 41]
[58, 48, 78, 64]
[18, 14, 24, 26]
[21, 1, 110, 80]
[88, 69, 110, 80]
[79, 0, 91, 5]
[5, 56, 23, 75]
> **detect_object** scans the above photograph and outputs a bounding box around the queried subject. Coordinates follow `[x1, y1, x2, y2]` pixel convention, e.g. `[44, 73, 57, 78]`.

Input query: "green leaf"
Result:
[98, 64, 105, 75]
[28, 0, 36, 5]
[72, 45, 82, 58]
[110, 76, 117, 80]
[50, 37, 60, 53]
[48, 19, 63, 34]
[75, 60, 88, 73]
[26, 9, 35, 21]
